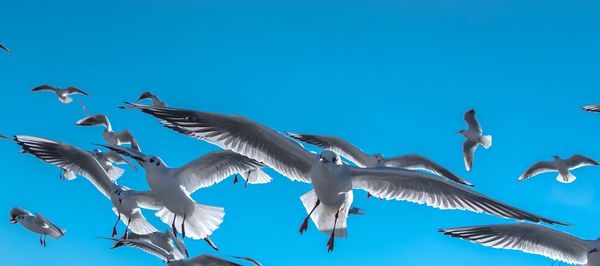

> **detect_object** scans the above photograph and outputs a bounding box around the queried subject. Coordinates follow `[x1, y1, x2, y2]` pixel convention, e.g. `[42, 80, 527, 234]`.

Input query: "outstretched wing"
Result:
[383, 154, 473, 186]
[564, 155, 599, 170]
[187, 255, 241, 266]
[518, 161, 557, 181]
[31, 85, 58, 92]
[64, 87, 90, 96]
[286, 133, 372, 167]
[176, 150, 265, 194]
[464, 109, 482, 133]
[349, 167, 566, 225]
[440, 223, 590, 265]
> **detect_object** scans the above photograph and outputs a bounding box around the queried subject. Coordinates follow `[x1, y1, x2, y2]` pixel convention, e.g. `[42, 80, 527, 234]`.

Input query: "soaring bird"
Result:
[519, 155, 599, 183]
[9, 207, 66, 247]
[100, 144, 271, 242]
[287, 133, 472, 186]
[458, 109, 492, 172]
[13, 135, 160, 238]
[108, 230, 189, 260]
[76, 114, 141, 151]
[121, 103, 566, 252]
[440, 223, 600, 266]
[31, 85, 89, 104]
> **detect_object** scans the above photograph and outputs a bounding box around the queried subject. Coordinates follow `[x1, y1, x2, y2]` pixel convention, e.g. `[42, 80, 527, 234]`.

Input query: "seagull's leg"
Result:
[112, 213, 121, 238]
[233, 174, 239, 184]
[171, 215, 178, 237]
[299, 199, 320, 234]
[181, 213, 187, 239]
[43, 235, 47, 247]
[39, 235, 43, 246]
[203, 236, 219, 251]
[120, 219, 131, 239]
[326, 209, 340, 253]
[244, 171, 250, 188]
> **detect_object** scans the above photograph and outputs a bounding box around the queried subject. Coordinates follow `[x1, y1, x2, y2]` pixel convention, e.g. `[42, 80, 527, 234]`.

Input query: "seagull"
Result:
[121, 103, 566, 252]
[440, 223, 600, 266]
[582, 104, 600, 113]
[31, 85, 90, 104]
[519, 155, 599, 183]
[287, 133, 472, 186]
[61, 149, 137, 181]
[9, 207, 66, 247]
[13, 135, 161, 238]
[108, 229, 189, 260]
[76, 114, 141, 151]
[101, 237, 254, 266]
[99, 144, 271, 242]
[458, 109, 492, 172]
[137, 91, 166, 107]
[0, 43, 10, 53]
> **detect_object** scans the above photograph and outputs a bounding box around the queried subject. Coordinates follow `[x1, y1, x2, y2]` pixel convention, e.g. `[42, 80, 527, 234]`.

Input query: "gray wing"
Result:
[64, 87, 90, 96]
[564, 155, 600, 170]
[104, 237, 174, 262]
[462, 140, 477, 172]
[14, 136, 114, 198]
[440, 223, 590, 265]
[129, 191, 164, 210]
[519, 161, 557, 181]
[349, 167, 566, 225]
[123, 103, 314, 183]
[76, 114, 110, 128]
[231, 256, 262, 266]
[114, 130, 141, 151]
[464, 109, 481, 132]
[31, 85, 58, 93]
[187, 255, 241, 266]
[176, 150, 266, 194]
[103, 151, 138, 170]
[383, 154, 473, 186]
[582, 104, 600, 113]
[286, 133, 372, 167]
[34, 213, 65, 239]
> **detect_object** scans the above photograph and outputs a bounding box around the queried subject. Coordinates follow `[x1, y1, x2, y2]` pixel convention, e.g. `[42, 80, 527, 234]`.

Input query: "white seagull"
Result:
[287, 133, 472, 186]
[31, 84, 90, 104]
[458, 109, 492, 172]
[13, 135, 160, 238]
[440, 223, 600, 266]
[102, 237, 257, 266]
[519, 155, 599, 183]
[107, 229, 189, 260]
[137, 91, 167, 107]
[76, 114, 141, 151]
[100, 143, 271, 241]
[121, 103, 566, 252]
[61, 148, 137, 181]
[9, 207, 66, 247]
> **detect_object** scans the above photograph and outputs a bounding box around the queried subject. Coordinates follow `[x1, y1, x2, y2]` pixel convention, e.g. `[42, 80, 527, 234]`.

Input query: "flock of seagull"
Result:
[4, 47, 600, 265]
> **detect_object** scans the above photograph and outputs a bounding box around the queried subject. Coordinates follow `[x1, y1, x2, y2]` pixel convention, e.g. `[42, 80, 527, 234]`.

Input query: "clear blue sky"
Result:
[2, 1, 600, 265]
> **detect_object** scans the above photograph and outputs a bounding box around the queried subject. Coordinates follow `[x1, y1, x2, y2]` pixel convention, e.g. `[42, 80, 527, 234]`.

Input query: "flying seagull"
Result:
[458, 109, 492, 172]
[31, 85, 89, 104]
[13, 135, 160, 238]
[287, 133, 472, 186]
[121, 103, 566, 252]
[76, 114, 141, 151]
[101, 237, 254, 266]
[137, 91, 166, 107]
[519, 155, 599, 183]
[582, 104, 600, 113]
[9, 207, 66, 247]
[61, 148, 137, 181]
[108, 229, 189, 260]
[0, 43, 10, 53]
[100, 143, 270, 243]
[440, 223, 600, 266]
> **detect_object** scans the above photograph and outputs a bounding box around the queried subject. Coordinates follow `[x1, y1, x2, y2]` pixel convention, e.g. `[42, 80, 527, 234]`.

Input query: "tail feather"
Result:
[105, 165, 125, 181]
[155, 204, 224, 240]
[300, 190, 351, 238]
[480, 135, 492, 149]
[556, 172, 576, 183]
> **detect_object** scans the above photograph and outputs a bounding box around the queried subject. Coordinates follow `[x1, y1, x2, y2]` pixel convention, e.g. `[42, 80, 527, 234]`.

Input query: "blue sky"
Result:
[2, 0, 600, 265]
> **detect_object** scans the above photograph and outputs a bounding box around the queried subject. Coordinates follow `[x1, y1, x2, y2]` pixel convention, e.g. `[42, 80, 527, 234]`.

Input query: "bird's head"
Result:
[111, 185, 130, 205]
[137, 91, 155, 101]
[97, 144, 166, 170]
[552, 155, 560, 160]
[9, 207, 28, 224]
[319, 150, 342, 166]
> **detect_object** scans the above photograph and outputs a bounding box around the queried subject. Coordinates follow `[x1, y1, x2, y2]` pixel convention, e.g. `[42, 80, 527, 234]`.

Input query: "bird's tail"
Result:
[480, 135, 492, 149]
[299, 189, 351, 238]
[155, 204, 224, 240]
[556, 172, 576, 183]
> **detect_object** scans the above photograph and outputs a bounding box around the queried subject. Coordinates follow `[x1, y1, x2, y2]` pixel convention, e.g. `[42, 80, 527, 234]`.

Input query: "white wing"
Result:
[464, 109, 482, 132]
[124, 103, 315, 183]
[564, 155, 599, 170]
[286, 133, 372, 167]
[349, 167, 566, 225]
[129, 191, 164, 210]
[383, 154, 473, 186]
[15, 136, 113, 198]
[463, 140, 478, 172]
[440, 223, 590, 265]
[34, 213, 65, 239]
[175, 150, 266, 194]
[519, 161, 557, 181]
